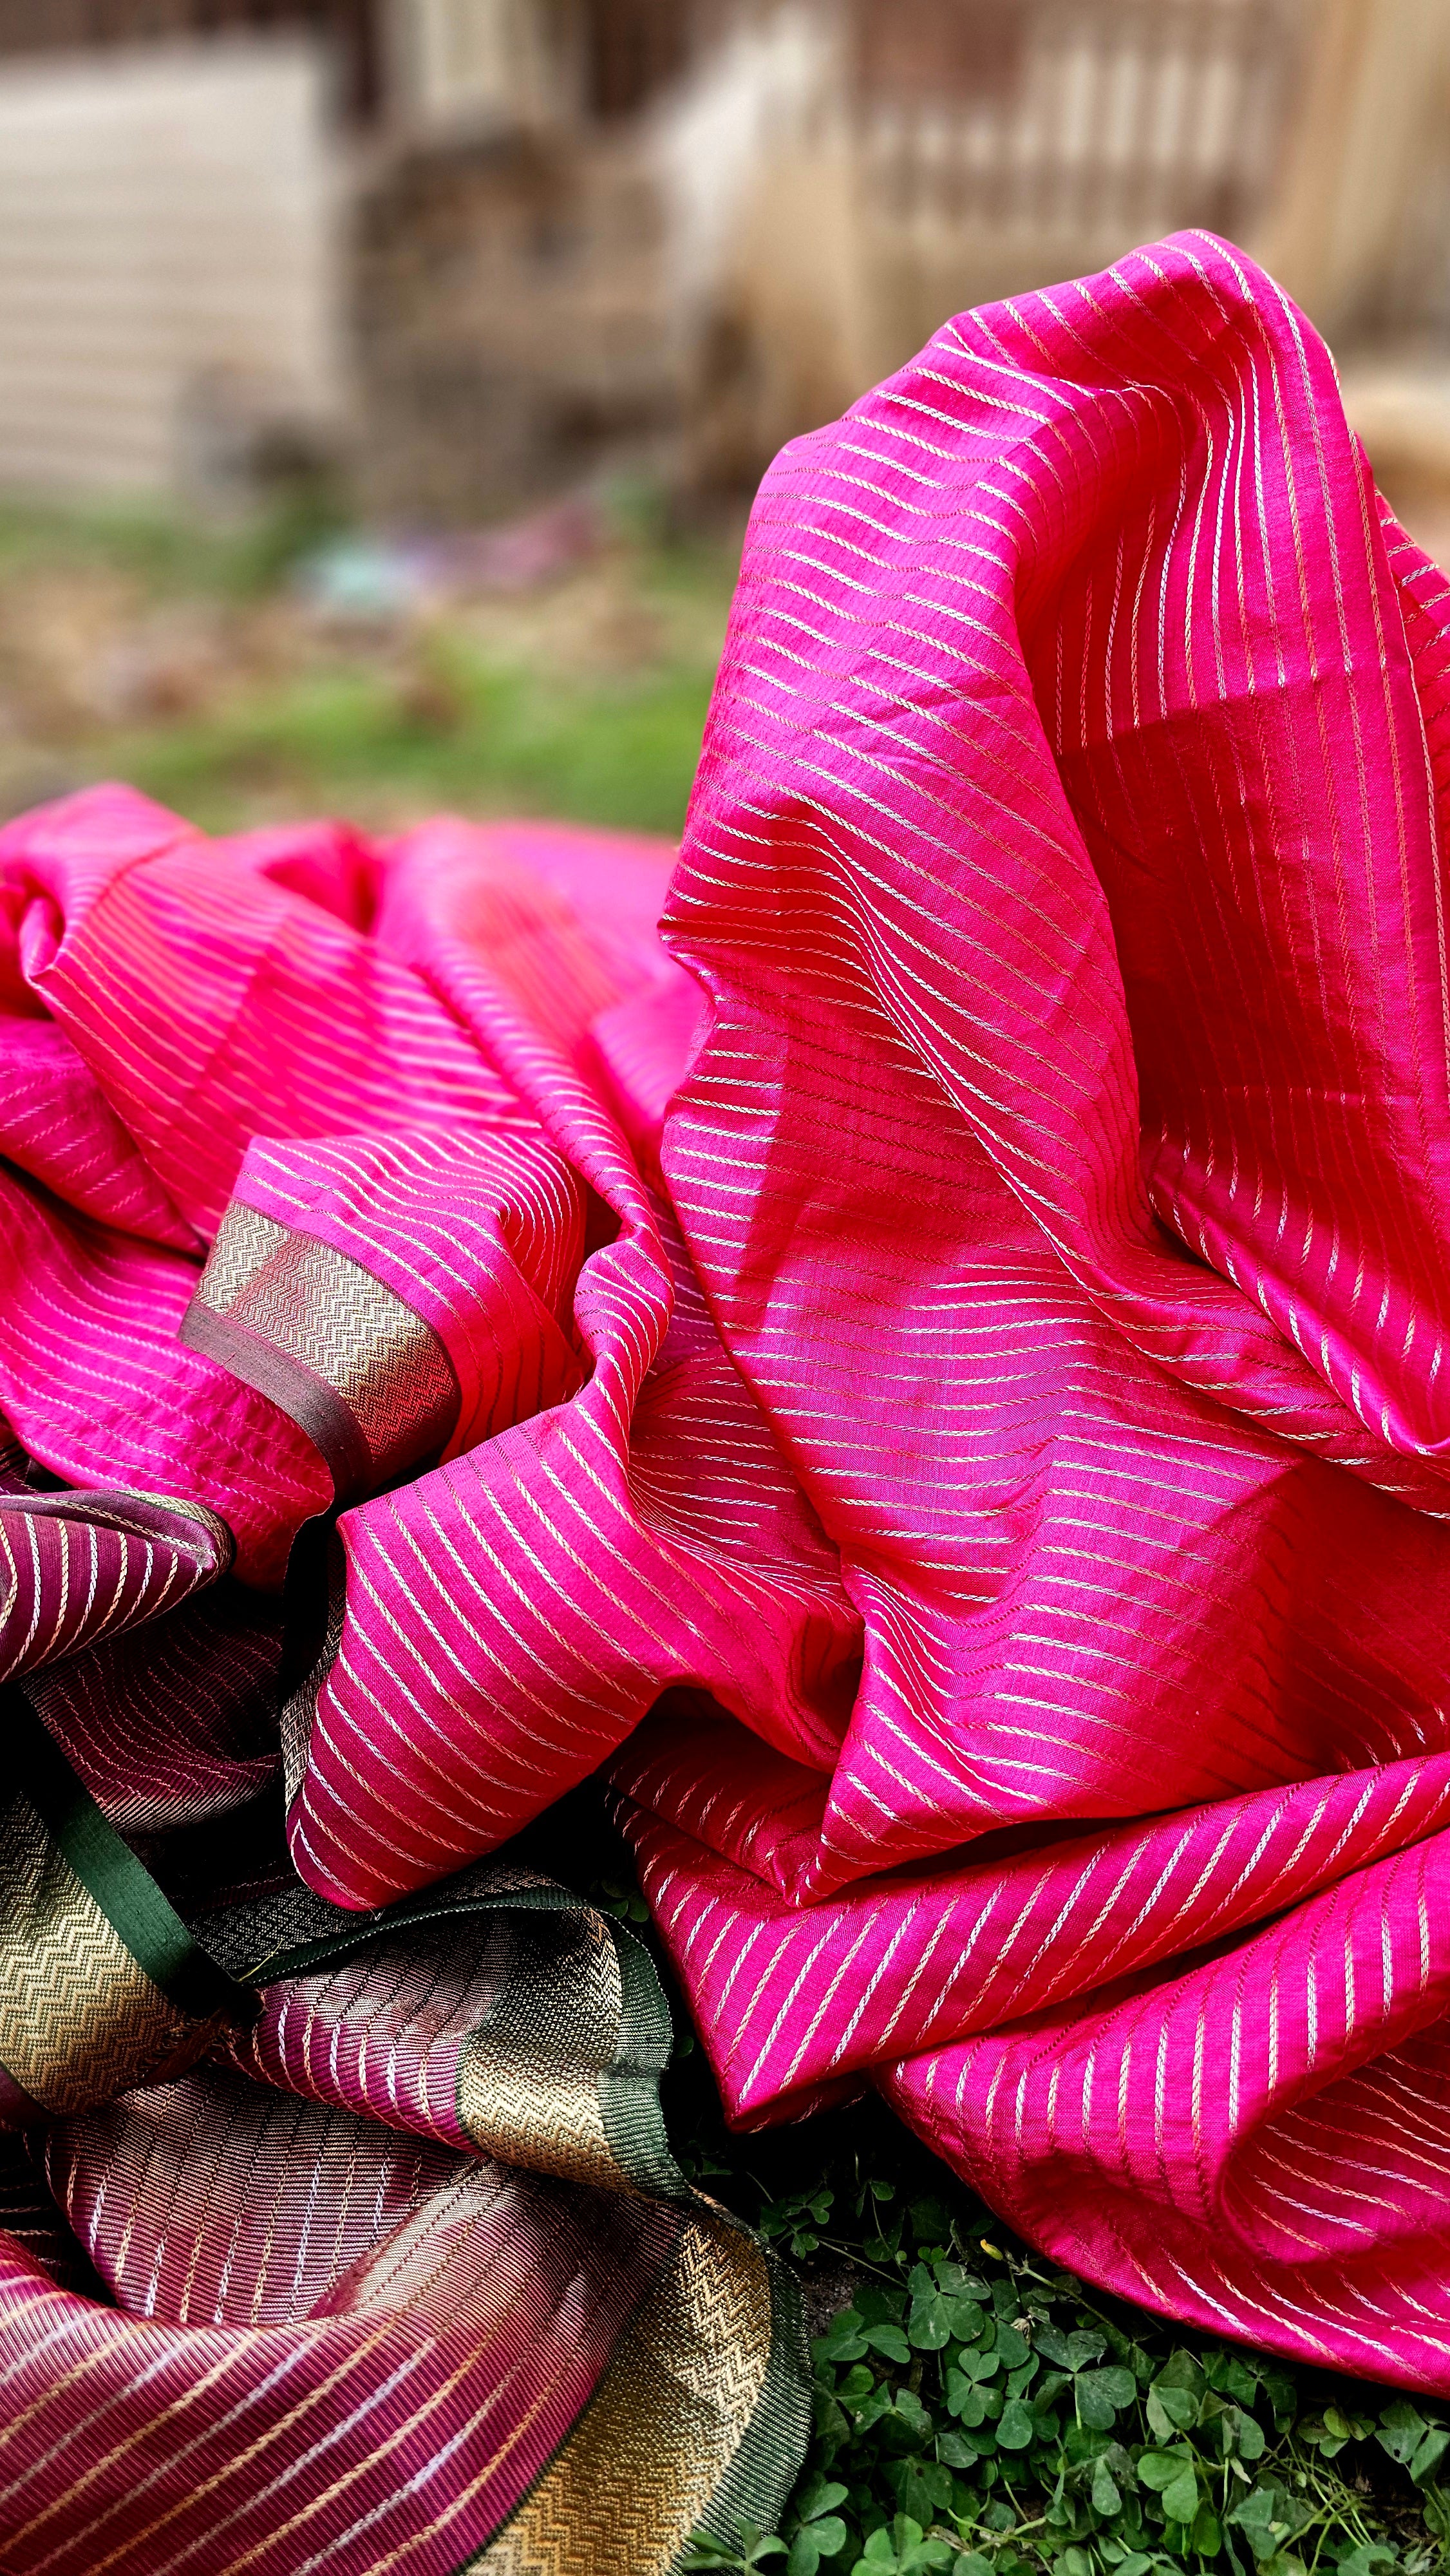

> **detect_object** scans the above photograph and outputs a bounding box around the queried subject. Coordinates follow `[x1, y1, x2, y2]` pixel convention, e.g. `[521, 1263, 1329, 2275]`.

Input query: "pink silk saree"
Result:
[5, 229, 1450, 2566]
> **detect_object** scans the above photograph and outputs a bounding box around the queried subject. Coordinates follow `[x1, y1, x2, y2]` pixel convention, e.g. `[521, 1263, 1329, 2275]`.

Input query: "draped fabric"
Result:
[6, 225, 1450, 2562]
[0, 815, 808, 2574]
[0, 1504, 804, 2576]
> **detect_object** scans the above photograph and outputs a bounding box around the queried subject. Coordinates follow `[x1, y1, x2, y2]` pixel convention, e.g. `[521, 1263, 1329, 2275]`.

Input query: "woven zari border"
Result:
[0, 1686, 257, 2117]
[180, 1200, 459, 1501]
[244, 1879, 811, 2573]
[0, 1656, 809, 2574]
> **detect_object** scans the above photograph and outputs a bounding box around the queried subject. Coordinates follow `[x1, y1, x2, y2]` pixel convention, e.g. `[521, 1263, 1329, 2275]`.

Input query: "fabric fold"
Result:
[0, 1734, 807, 2572]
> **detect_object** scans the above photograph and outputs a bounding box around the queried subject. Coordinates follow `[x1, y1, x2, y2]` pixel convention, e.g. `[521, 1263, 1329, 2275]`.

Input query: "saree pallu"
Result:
[6, 225, 1450, 2565]
[0, 1483, 805, 2574]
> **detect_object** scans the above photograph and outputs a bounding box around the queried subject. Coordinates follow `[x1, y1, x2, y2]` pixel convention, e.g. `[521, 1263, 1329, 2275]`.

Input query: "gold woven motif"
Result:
[457, 1911, 629, 2193]
[193, 1200, 287, 1312]
[477, 2216, 775, 2575]
[195, 1201, 457, 1481]
[0, 1789, 191, 2112]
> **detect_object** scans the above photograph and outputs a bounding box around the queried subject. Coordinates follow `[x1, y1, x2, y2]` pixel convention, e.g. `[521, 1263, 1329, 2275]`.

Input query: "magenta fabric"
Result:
[9, 229, 1450, 2394]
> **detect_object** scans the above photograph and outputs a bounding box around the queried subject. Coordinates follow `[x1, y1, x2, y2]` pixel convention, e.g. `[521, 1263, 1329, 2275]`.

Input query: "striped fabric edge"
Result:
[459, 1889, 810, 2573]
[242, 1879, 811, 2571]
[0, 1652, 811, 2566]
[0, 1681, 258, 2116]
[474, 1891, 809, 2571]
[180, 1293, 375, 1499]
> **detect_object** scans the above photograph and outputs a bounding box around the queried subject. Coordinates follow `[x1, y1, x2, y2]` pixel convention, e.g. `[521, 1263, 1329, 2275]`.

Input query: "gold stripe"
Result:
[476, 2217, 774, 2576]
[457, 1911, 632, 2193]
[0, 1788, 192, 2112]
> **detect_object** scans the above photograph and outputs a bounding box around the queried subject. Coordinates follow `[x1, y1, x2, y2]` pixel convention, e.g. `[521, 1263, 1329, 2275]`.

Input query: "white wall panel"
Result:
[0, 37, 346, 498]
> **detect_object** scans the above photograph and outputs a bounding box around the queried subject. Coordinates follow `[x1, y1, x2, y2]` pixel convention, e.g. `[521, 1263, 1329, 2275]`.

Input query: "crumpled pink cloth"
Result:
[9, 230, 1450, 2387]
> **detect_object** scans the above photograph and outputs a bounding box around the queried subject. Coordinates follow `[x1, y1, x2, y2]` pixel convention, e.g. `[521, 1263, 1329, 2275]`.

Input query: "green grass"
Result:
[679, 2105, 1450, 2576]
[0, 489, 344, 599]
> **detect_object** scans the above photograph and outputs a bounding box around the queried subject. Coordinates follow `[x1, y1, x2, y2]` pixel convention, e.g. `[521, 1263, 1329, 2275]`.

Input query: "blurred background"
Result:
[0, 0, 1445, 840]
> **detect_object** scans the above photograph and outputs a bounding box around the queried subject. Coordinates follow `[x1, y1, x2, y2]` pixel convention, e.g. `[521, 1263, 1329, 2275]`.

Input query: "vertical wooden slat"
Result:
[852, 0, 1301, 271]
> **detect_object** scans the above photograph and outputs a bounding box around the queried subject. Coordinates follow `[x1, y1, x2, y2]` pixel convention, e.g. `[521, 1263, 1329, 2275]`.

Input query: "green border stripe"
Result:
[410, 1887, 811, 2573]
[6, 1684, 257, 2027]
[681, 2249, 812, 2569]
[597, 1911, 812, 2559]
[256, 1877, 639, 1985]
[255, 1874, 813, 2556]
[0, 1712, 807, 2560]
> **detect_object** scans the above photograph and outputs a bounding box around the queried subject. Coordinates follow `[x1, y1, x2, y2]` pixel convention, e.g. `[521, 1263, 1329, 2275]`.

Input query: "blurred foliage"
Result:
[0, 495, 739, 840]
[112, 649, 721, 838]
[0, 491, 341, 600]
